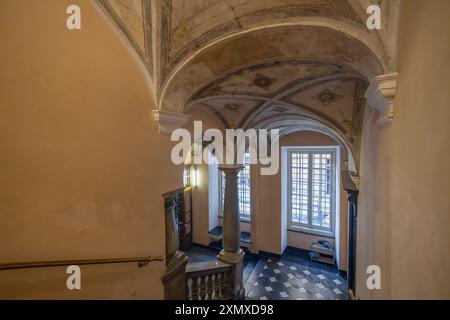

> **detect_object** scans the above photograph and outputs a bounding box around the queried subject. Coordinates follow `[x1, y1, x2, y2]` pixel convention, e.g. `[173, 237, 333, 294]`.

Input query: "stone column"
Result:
[218, 164, 245, 299]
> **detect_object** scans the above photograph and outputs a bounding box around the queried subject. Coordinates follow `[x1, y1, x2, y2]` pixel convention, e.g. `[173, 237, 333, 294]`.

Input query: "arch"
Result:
[250, 114, 357, 173]
[159, 19, 386, 113]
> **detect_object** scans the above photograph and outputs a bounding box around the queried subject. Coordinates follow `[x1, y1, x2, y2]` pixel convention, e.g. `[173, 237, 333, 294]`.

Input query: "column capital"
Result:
[364, 72, 398, 125]
[218, 164, 244, 175]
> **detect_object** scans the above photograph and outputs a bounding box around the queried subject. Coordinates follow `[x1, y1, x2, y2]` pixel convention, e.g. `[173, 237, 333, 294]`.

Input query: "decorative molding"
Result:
[312, 88, 343, 105]
[364, 72, 398, 125]
[253, 73, 275, 89]
[152, 110, 190, 134]
[341, 171, 360, 190]
[351, 175, 360, 188]
[218, 164, 245, 175]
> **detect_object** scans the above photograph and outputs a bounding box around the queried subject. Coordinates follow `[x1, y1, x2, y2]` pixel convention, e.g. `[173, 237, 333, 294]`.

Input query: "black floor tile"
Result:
[185, 244, 347, 300]
[244, 253, 347, 300]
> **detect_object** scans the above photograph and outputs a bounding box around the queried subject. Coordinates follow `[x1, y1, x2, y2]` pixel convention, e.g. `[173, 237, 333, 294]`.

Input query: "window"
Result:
[183, 166, 191, 187]
[220, 153, 251, 221]
[287, 148, 336, 235]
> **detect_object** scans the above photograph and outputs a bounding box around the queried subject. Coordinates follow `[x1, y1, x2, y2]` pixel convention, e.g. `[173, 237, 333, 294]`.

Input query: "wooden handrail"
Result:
[0, 255, 164, 271]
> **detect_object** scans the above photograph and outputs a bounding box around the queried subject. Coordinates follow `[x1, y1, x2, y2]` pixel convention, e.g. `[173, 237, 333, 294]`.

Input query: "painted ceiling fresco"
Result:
[167, 0, 364, 70]
[94, 0, 400, 170]
[95, 0, 398, 85]
[163, 24, 382, 113]
[185, 59, 367, 156]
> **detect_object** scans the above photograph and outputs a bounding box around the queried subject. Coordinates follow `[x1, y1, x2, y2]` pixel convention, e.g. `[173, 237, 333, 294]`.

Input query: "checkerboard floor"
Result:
[244, 253, 347, 300]
[185, 244, 347, 300]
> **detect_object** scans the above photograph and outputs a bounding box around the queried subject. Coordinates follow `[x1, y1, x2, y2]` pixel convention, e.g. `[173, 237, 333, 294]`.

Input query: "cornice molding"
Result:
[364, 72, 398, 125]
[152, 110, 190, 134]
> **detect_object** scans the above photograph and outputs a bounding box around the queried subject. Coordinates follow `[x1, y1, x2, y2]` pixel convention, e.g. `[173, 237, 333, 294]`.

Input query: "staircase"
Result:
[184, 245, 260, 300]
[186, 260, 234, 300]
[162, 184, 247, 300]
[243, 257, 266, 295]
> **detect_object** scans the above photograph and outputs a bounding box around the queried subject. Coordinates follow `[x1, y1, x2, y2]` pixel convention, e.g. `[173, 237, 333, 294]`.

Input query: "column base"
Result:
[217, 249, 245, 299]
[217, 249, 245, 264]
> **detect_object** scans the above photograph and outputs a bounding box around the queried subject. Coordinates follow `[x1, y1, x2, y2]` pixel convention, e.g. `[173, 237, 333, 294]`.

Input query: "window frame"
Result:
[183, 166, 191, 187]
[286, 147, 337, 237]
[218, 153, 251, 222]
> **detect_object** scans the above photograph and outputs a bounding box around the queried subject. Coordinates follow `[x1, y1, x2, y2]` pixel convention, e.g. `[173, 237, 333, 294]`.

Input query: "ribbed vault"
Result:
[93, 0, 401, 173]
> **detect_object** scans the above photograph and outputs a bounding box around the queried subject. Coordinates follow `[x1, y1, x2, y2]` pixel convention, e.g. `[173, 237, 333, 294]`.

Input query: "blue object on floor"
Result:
[241, 231, 251, 244]
[209, 226, 223, 236]
[208, 227, 251, 244]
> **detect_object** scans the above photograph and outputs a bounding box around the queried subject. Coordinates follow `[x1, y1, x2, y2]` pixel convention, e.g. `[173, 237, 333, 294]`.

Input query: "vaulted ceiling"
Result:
[94, 0, 401, 171]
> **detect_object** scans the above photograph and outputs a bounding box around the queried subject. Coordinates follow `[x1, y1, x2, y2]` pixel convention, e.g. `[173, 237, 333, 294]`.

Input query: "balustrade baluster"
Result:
[200, 275, 207, 300]
[186, 277, 192, 299]
[220, 272, 226, 299]
[223, 271, 231, 298]
[213, 273, 219, 299]
[218, 272, 224, 299]
[206, 274, 213, 300]
[191, 276, 199, 300]
[185, 261, 234, 300]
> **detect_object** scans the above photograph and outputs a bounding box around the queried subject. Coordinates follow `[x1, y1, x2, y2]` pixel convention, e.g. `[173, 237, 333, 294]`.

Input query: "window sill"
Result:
[219, 216, 251, 223]
[287, 226, 334, 238]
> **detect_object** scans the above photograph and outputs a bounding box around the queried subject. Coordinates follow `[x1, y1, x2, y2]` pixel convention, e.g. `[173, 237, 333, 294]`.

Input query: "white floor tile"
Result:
[333, 288, 342, 295]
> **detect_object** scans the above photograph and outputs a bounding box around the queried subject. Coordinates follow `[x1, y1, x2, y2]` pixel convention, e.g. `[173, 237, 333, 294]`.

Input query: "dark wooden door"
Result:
[341, 171, 358, 298]
[179, 187, 192, 251]
[347, 191, 358, 296]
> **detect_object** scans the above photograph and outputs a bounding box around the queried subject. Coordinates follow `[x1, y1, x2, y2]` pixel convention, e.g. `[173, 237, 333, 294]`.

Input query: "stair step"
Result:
[243, 258, 266, 294]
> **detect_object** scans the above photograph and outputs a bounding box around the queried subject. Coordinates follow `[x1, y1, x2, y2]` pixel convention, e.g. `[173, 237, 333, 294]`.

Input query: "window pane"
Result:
[220, 153, 251, 220]
[288, 149, 334, 233]
[290, 152, 309, 224]
[311, 152, 332, 229]
[238, 153, 251, 220]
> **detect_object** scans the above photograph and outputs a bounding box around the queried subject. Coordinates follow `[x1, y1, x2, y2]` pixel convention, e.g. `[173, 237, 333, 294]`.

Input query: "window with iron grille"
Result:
[219, 153, 251, 221]
[288, 149, 335, 234]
